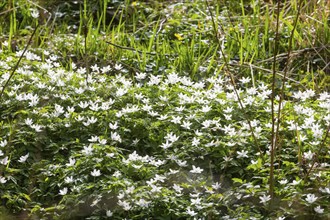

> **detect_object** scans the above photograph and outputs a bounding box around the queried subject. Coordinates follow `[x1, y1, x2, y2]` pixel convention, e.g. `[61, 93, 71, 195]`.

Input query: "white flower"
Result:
[31, 124, 43, 132]
[202, 120, 212, 128]
[59, 187, 68, 195]
[186, 207, 197, 216]
[116, 88, 127, 97]
[113, 171, 121, 178]
[165, 132, 179, 142]
[91, 64, 99, 73]
[98, 138, 107, 145]
[166, 72, 180, 84]
[66, 158, 76, 167]
[171, 116, 182, 124]
[191, 197, 202, 206]
[76, 115, 85, 122]
[223, 106, 233, 113]
[88, 136, 99, 142]
[78, 101, 89, 109]
[131, 164, 142, 169]
[222, 124, 235, 135]
[109, 121, 119, 130]
[259, 194, 271, 204]
[237, 150, 249, 158]
[18, 153, 29, 163]
[193, 81, 205, 89]
[91, 198, 101, 207]
[160, 141, 172, 149]
[190, 165, 203, 174]
[150, 184, 162, 193]
[240, 76, 251, 84]
[118, 200, 131, 211]
[195, 130, 203, 136]
[114, 63, 122, 70]
[25, 118, 33, 126]
[0, 176, 7, 184]
[111, 131, 122, 142]
[303, 150, 314, 160]
[305, 193, 317, 204]
[191, 137, 200, 147]
[279, 179, 288, 185]
[0, 139, 7, 147]
[168, 169, 179, 175]
[30, 9, 39, 18]
[137, 198, 150, 208]
[64, 176, 74, 184]
[77, 67, 86, 74]
[173, 184, 183, 193]
[125, 186, 135, 194]
[87, 116, 97, 124]
[106, 210, 113, 217]
[290, 180, 301, 185]
[319, 187, 330, 194]
[181, 121, 192, 129]
[154, 174, 166, 183]
[89, 102, 100, 111]
[101, 65, 111, 73]
[175, 105, 185, 112]
[135, 72, 146, 80]
[54, 104, 64, 116]
[82, 145, 93, 156]
[314, 205, 324, 214]
[1, 156, 8, 165]
[201, 105, 211, 113]
[212, 182, 221, 190]
[176, 160, 188, 167]
[148, 74, 161, 86]
[91, 169, 101, 177]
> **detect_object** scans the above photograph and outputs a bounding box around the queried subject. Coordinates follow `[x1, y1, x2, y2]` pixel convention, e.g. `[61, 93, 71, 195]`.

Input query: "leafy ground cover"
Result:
[0, 0, 329, 219]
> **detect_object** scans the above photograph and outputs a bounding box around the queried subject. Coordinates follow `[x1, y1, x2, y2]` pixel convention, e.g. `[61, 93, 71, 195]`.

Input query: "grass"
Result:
[0, 0, 329, 219]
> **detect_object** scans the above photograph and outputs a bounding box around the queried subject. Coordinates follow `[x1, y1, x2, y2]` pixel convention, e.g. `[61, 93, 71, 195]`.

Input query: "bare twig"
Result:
[0, 5, 23, 15]
[269, 0, 304, 204]
[0, 24, 40, 100]
[257, 46, 330, 64]
[227, 62, 304, 86]
[304, 124, 330, 181]
[105, 41, 174, 57]
[269, 0, 282, 203]
[205, 0, 262, 157]
[155, 18, 167, 37]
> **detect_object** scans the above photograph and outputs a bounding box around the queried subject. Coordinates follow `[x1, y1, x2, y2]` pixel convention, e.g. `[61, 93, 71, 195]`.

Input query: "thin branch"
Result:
[257, 46, 330, 64]
[155, 18, 167, 37]
[205, 0, 262, 157]
[227, 62, 304, 86]
[275, 0, 305, 161]
[0, 24, 40, 100]
[270, 0, 304, 203]
[0, 5, 23, 15]
[304, 124, 330, 181]
[269, 0, 282, 202]
[105, 41, 174, 57]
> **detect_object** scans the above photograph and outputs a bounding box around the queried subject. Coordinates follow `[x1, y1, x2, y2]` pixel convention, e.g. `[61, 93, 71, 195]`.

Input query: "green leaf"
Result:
[44, 207, 56, 212]
[247, 158, 262, 171]
[232, 178, 243, 184]
[5, 168, 21, 173]
[20, 193, 31, 201]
